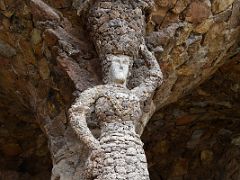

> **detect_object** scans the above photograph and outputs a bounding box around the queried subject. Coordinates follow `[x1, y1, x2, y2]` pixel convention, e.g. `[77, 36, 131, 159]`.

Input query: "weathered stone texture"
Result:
[143, 59, 240, 179]
[0, 0, 239, 179]
[145, 0, 240, 112]
[68, 41, 162, 179]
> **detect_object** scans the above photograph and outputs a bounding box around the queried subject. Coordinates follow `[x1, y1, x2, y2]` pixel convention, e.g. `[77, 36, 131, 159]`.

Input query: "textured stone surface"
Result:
[212, 0, 235, 14]
[68, 25, 162, 180]
[0, 39, 16, 58]
[0, 0, 239, 179]
[185, 1, 211, 24]
[0, 109, 52, 179]
[146, 0, 240, 111]
[143, 59, 240, 179]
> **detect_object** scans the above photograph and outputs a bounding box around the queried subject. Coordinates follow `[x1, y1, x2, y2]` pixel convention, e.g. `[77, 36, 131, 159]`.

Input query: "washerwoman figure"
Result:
[69, 0, 163, 179]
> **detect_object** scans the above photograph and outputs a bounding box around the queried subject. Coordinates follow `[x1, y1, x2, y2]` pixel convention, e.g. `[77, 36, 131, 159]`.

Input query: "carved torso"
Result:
[68, 1, 161, 179]
[87, 85, 150, 180]
[95, 85, 142, 124]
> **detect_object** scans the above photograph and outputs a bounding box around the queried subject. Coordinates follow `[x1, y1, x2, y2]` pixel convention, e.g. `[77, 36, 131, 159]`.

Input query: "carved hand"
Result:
[132, 43, 163, 102]
[69, 103, 100, 151]
[140, 43, 163, 83]
[69, 86, 106, 151]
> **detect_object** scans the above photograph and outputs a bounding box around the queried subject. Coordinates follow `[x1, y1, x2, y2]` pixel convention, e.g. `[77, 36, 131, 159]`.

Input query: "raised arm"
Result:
[132, 44, 163, 102]
[69, 85, 104, 150]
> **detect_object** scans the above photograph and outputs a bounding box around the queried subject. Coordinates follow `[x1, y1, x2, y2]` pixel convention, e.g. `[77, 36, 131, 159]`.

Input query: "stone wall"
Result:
[0, 0, 239, 179]
[143, 58, 240, 179]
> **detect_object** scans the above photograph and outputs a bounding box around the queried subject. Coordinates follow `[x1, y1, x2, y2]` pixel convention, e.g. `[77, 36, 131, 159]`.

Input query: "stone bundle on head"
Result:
[87, 0, 154, 84]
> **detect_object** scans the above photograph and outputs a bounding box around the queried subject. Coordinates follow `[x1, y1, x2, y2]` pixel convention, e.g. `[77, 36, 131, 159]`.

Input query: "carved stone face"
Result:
[106, 55, 131, 85]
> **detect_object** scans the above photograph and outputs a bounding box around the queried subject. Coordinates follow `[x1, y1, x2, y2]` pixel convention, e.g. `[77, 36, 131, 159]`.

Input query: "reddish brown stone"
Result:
[151, 8, 168, 25]
[175, 114, 198, 126]
[49, 0, 71, 8]
[186, 2, 211, 24]
[171, 158, 188, 177]
[18, 38, 37, 64]
[201, 150, 213, 163]
[0, 0, 239, 179]
[153, 140, 169, 154]
[30, 0, 60, 22]
[0, 0, 6, 11]
[172, 0, 190, 14]
[2, 143, 22, 156]
[38, 58, 50, 80]
[43, 29, 58, 46]
[212, 0, 234, 14]
[194, 19, 214, 34]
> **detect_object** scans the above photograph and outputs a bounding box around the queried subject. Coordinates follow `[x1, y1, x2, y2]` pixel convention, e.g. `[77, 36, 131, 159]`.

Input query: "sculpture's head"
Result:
[102, 54, 133, 86]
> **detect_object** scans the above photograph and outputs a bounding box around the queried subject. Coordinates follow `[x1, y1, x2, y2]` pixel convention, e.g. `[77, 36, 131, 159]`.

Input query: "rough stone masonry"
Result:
[69, 0, 163, 179]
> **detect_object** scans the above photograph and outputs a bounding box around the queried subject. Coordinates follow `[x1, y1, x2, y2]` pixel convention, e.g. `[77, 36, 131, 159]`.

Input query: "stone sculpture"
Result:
[69, 0, 163, 179]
